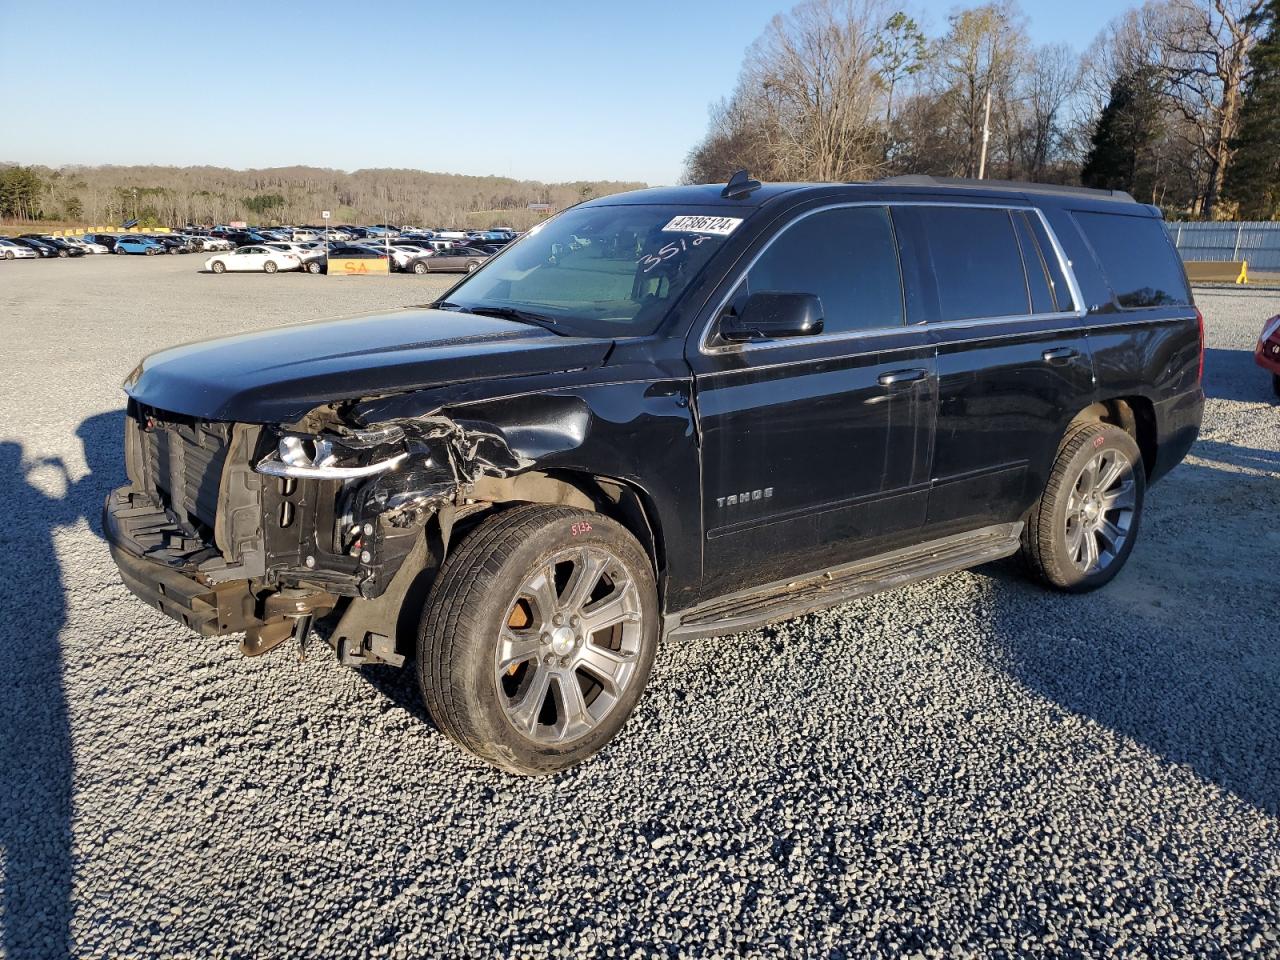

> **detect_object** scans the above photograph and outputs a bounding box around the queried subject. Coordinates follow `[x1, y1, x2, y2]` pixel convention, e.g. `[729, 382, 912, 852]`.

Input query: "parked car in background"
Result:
[10, 237, 59, 258]
[20, 235, 87, 257]
[62, 236, 111, 254]
[0, 237, 39, 259]
[1256, 314, 1280, 397]
[205, 245, 302, 274]
[147, 235, 194, 255]
[406, 248, 488, 274]
[355, 241, 415, 272]
[115, 237, 167, 256]
[82, 233, 121, 252]
[264, 242, 325, 268]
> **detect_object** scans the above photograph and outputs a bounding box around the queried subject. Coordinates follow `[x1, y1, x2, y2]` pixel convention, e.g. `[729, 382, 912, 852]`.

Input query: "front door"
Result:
[687, 205, 938, 601]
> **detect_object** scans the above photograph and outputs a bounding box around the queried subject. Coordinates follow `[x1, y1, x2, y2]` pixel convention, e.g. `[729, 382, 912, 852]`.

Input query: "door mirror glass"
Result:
[721, 292, 824, 342]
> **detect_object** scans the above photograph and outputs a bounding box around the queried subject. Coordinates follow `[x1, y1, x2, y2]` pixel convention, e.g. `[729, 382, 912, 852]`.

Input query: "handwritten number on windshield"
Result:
[638, 234, 708, 273]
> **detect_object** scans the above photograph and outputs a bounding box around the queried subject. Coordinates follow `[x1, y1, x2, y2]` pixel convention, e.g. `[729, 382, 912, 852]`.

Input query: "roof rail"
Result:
[877, 174, 1135, 203]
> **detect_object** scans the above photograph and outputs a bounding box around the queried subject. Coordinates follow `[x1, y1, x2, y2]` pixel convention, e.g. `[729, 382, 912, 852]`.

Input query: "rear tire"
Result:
[467, 261, 480, 272]
[418, 505, 659, 775]
[264, 260, 278, 274]
[211, 261, 226, 274]
[1273, 374, 1280, 399]
[1021, 422, 1145, 592]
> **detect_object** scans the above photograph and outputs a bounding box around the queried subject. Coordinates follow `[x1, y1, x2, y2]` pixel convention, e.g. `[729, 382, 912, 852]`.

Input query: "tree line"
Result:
[685, 0, 1280, 221]
[0, 164, 645, 230]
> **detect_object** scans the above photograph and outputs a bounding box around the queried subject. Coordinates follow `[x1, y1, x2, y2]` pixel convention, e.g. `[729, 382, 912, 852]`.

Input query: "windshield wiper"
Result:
[434, 301, 561, 333]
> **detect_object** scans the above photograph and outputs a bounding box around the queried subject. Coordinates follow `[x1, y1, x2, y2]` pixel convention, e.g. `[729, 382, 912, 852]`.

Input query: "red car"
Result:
[1257, 314, 1280, 397]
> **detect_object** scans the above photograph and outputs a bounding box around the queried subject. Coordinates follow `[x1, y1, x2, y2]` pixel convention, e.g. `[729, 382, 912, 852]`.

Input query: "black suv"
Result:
[105, 174, 1204, 774]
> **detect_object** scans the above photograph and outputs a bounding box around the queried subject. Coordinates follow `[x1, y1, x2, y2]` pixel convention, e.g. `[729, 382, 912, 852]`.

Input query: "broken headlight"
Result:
[255, 426, 412, 480]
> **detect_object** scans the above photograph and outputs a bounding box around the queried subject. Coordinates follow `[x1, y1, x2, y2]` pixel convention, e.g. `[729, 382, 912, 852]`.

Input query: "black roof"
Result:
[582, 175, 1142, 212]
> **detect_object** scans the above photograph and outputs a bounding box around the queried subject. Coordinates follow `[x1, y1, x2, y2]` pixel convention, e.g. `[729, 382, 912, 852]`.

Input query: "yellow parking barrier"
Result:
[328, 257, 390, 276]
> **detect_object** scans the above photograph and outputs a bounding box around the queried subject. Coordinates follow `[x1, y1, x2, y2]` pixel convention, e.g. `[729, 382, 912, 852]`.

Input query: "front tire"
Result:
[412, 260, 428, 275]
[3, 250, 13, 260]
[418, 505, 659, 775]
[306, 260, 323, 274]
[1273, 373, 1280, 399]
[467, 261, 480, 272]
[1021, 422, 1145, 592]
[263, 260, 278, 273]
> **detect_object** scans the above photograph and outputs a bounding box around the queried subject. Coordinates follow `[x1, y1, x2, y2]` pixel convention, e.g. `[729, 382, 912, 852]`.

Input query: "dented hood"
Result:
[124, 307, 614, 422]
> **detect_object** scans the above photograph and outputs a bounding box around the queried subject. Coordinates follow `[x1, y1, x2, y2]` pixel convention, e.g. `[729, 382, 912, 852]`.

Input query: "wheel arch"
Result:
[1067, 396, 1158, 477]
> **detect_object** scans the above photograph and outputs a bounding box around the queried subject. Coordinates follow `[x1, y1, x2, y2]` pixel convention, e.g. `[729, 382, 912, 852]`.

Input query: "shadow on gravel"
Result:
[0, 411, 123, 960]
[981, 458, 1279, 816]
[1202, 347, 1277, 403]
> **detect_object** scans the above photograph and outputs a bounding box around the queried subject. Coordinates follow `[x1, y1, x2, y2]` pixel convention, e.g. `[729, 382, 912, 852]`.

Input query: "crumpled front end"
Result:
[104, 398, 531, 661]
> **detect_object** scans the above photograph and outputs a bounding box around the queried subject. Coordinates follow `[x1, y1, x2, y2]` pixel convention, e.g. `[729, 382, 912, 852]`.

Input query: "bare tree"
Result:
[1158, 0, 1267, 217]
[685, 0, 890, 183]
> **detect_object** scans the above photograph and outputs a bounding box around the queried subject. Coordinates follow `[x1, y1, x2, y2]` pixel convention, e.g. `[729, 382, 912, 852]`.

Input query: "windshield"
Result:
[439, 204, 744, 337]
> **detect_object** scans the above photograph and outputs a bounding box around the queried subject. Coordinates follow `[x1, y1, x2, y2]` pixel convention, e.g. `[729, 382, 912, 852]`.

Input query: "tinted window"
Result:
[1011, 212, 1055, 314]
[1073, 211, 1189, 308]
[743, 206, 904, 334]
[1024, 212, 1074, 311]
[917, 207, 1029, 321]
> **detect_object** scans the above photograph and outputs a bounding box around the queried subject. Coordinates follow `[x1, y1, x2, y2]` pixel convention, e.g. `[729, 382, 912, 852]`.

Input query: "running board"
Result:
[666, 522, 1023, 641]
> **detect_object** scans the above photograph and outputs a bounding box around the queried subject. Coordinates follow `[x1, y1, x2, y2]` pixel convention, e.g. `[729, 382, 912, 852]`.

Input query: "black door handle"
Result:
[1042, 347, 1079, 364]
[877, 368, 929, 387]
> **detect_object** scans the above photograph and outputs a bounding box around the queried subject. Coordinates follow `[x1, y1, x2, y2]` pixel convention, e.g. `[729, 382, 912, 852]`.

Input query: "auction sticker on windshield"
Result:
[662, 216, 743, 236]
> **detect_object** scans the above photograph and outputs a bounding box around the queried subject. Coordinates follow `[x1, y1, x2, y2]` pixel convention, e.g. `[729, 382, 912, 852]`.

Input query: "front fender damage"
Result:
[316, 403, 589, 666]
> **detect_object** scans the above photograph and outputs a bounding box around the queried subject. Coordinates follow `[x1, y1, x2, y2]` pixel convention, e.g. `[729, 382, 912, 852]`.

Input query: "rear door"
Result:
[898, 204, 1095, 536]
[687, 204, 938, 600]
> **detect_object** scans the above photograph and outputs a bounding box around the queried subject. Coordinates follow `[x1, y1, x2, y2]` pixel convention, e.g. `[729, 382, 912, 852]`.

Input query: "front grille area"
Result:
[129, 406, 233, 535]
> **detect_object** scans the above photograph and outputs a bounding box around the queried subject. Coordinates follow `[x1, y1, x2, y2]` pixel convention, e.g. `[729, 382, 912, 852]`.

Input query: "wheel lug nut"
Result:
[570, 615, 580, 627]
[543, 654, 555, 665]
[559, 657, 569, 667]
[540, 633, 551, 645]
[553, 614, 563, 626]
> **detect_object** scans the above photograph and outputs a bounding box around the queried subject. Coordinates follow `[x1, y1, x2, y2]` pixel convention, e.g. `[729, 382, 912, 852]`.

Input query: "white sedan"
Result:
[204, 245, 302, 274]
[60, 236, 110, 254]
[0, 238, 38, 259]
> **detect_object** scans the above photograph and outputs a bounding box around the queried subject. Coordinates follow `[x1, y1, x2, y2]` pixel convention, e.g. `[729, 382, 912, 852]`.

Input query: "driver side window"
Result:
[740, 206, 905, 336]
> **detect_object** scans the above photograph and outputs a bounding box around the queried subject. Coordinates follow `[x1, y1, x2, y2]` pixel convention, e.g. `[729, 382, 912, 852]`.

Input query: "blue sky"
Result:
[0, 0, 1123, 185]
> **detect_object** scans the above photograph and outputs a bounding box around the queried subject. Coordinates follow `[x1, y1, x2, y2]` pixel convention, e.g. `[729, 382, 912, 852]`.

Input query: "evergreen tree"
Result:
[1225, 0, 1280, 219]
[1081, 66, 1164, 199]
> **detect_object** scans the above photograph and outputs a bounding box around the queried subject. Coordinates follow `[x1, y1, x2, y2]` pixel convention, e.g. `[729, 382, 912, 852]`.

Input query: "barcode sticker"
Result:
[662, 215, 743, 236]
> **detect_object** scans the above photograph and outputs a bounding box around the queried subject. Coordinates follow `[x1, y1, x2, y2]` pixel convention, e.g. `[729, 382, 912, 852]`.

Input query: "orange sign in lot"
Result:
[329, 258, 389, 275]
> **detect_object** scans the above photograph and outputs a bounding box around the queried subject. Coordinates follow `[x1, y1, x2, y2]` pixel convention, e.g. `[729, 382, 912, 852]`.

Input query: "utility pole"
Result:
[977, 88, 992, 180]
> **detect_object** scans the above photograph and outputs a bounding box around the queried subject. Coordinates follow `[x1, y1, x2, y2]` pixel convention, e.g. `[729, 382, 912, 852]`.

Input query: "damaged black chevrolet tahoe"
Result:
[106, 173, 1204, 774]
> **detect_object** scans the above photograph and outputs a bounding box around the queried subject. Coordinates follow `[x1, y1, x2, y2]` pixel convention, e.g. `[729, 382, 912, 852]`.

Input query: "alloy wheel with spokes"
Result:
[496, 546, 643, 744]
[1021, 421, 1146, 592]
[418, 505, 659, 774]
[1063, 447, 1137, 574]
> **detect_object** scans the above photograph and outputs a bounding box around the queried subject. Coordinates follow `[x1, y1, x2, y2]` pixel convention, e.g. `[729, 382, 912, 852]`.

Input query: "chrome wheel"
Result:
[1064, 448, 1136, 574]
[495, 546, 643, 745]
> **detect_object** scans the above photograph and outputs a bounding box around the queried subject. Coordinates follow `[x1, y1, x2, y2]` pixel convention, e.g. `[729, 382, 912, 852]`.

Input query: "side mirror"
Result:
[720, 292, 824, 342]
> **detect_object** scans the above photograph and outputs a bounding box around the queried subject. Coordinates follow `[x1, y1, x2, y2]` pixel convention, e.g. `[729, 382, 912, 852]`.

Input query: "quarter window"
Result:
[740, 206, 905, 335]
[915, 207, 1030, 321]
[1072, 210, 1190, 308]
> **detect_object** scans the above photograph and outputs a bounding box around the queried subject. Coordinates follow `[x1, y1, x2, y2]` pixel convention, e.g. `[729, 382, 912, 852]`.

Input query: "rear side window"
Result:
[744, 206, 904, 334]
[1072, 211, 1189, 308]
[916, 207, 1029, 321]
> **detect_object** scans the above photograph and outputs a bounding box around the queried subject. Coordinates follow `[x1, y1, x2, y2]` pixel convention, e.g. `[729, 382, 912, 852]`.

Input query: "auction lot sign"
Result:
[329, 257, 389, 275]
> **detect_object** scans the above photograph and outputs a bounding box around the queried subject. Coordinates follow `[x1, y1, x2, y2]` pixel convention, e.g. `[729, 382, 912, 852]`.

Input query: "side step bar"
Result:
[665, 522, 1023, 641]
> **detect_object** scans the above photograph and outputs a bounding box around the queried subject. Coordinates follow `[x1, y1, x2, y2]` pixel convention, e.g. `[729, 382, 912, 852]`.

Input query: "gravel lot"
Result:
[1, 254, 1278, 959]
